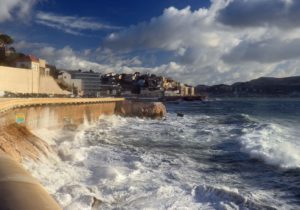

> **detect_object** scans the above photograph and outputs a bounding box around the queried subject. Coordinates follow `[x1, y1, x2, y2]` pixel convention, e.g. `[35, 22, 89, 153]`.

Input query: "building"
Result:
[164, 90, 180, 96]
[0, 54, 69, 95]
[58, 70, 102, 97]
[179, 84, 195, 96]
[98, 84, 121, 96]
[16, 56, 51, 76]
[189, 87, 195, 96]
[39, 59, 50, 76]
[16, 55, 40, 71]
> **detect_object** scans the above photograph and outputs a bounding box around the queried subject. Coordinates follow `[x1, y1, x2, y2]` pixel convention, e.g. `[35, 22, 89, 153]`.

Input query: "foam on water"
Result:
[24, 109, 299, 209]
[240, 122, 300, 169]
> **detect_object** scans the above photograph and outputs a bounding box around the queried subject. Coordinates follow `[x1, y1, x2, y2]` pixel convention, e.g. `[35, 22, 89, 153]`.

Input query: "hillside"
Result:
[196, 76, 300, 97]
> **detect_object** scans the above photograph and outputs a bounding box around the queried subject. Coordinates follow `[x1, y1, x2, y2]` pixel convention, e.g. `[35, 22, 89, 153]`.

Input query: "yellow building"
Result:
[0, 55, 69, 95]
[189, 87, 195, 96]
[16, 55, 40, 71]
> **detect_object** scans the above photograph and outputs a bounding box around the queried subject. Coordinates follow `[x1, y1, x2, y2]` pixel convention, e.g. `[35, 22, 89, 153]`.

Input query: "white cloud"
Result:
[0, 0, 38, 22]
[104, 6, 229, 51]
[8, 0, 300, 85]
[35, 12, 122, 35]
[101, 0, 300, 85]
[37, 46, 111, 72]
[14, 40, 144, 75]
[217, 0, 300, 28]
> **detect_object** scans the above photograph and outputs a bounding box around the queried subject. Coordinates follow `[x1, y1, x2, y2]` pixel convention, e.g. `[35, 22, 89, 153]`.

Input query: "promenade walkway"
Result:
[0, 97, 124, 113]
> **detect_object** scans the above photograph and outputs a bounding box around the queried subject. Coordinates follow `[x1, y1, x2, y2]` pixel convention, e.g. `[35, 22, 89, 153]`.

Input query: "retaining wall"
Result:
[0, 66, 67, 94]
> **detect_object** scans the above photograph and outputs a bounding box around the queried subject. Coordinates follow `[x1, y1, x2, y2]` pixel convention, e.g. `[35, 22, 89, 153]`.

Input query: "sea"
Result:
[25, 99, 300, 210]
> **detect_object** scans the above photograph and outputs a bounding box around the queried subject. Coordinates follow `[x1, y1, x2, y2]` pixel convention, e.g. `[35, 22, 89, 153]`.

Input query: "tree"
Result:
[0, 34, 14, 48]
[8, 47, 16, 53]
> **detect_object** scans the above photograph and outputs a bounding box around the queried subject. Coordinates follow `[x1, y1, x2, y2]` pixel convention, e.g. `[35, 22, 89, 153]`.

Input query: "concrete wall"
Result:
[0, 99, 165, 210]
[16, 61, 40, 71]
[0, 102, 118, 130]
[0, 66, 67, 94]
[0, 98, 125, 162]
[0, 154, 62, 210]
[39, 76, 69, 95]
[0, 66, 40, 93]
[0, 101, 120, 210]
[0, 98, 164, 162]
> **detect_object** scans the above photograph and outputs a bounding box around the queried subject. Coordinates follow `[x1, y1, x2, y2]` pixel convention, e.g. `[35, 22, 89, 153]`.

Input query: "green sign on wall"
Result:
[16, 113, 25, 124]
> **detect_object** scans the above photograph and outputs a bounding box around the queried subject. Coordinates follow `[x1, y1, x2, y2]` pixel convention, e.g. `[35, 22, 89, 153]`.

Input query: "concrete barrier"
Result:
[0, 154, 62, 210]
[0, 97, 125, 113]
[0, 98, 125, 210]
[0, 97, 166, 210]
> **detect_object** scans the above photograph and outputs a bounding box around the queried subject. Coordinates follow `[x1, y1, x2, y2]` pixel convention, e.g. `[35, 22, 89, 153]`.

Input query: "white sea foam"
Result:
[240, 123, 300, 169]
[24, 114, 296, 209]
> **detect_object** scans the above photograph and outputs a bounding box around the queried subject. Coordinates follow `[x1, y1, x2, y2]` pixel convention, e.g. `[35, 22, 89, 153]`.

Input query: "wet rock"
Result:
[177, 113, 184, 117]
[116, 100, 167, 119]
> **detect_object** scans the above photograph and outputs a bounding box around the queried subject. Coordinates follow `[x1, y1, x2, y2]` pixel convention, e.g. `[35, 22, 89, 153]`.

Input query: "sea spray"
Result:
[240, 123, 300, 169]
[24, 100, 300, 209]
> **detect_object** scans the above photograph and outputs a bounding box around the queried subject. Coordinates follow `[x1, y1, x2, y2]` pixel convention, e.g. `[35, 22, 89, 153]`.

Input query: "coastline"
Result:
[0, 98, 166, 209]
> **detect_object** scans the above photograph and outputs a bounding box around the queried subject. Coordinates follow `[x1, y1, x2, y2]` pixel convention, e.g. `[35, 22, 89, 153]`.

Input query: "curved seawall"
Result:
[0, 97, 166, 210]
[0, 98, 125, 162]
[0, 98, 124, 210]
[0, 154, 62, 210]
[0, 98, 124, 130]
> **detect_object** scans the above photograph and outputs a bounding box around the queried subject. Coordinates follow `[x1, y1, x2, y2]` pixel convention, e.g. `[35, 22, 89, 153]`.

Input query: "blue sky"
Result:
[1, 0, 300, 85]
[1, 0, 210, 49]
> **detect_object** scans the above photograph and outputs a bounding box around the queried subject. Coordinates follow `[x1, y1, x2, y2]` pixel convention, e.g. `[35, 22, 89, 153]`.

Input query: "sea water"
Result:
[25, 99, 300, 210]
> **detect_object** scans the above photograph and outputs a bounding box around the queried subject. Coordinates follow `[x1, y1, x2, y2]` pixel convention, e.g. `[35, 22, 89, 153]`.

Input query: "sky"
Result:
[1, 0, 300, 85]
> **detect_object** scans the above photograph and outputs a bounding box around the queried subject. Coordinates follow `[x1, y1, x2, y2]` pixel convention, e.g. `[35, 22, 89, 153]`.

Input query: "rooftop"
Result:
[17, 55, 39, 63]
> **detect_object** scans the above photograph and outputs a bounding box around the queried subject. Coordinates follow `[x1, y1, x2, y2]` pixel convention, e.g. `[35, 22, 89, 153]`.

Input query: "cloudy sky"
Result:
[1, 0, 300, 85]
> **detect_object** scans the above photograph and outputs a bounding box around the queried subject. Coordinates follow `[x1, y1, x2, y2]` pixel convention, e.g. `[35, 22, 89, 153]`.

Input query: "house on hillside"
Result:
[16, 55, 40, 71]
[16, 55, 50, 76]
[39, 59, 50, 76]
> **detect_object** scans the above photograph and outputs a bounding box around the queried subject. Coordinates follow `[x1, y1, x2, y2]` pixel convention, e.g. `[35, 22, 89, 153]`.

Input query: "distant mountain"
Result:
[196, 76, 300, 97]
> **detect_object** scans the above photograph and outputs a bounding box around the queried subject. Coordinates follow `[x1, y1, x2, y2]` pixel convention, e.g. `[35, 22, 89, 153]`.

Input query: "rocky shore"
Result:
[116, 100, 166, 119]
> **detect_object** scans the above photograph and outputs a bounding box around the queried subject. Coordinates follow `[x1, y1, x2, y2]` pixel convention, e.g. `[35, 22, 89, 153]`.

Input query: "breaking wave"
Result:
[23, 100, 300, 210]
[240, 122, 300, 169]
[192, 185, 276, 210]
